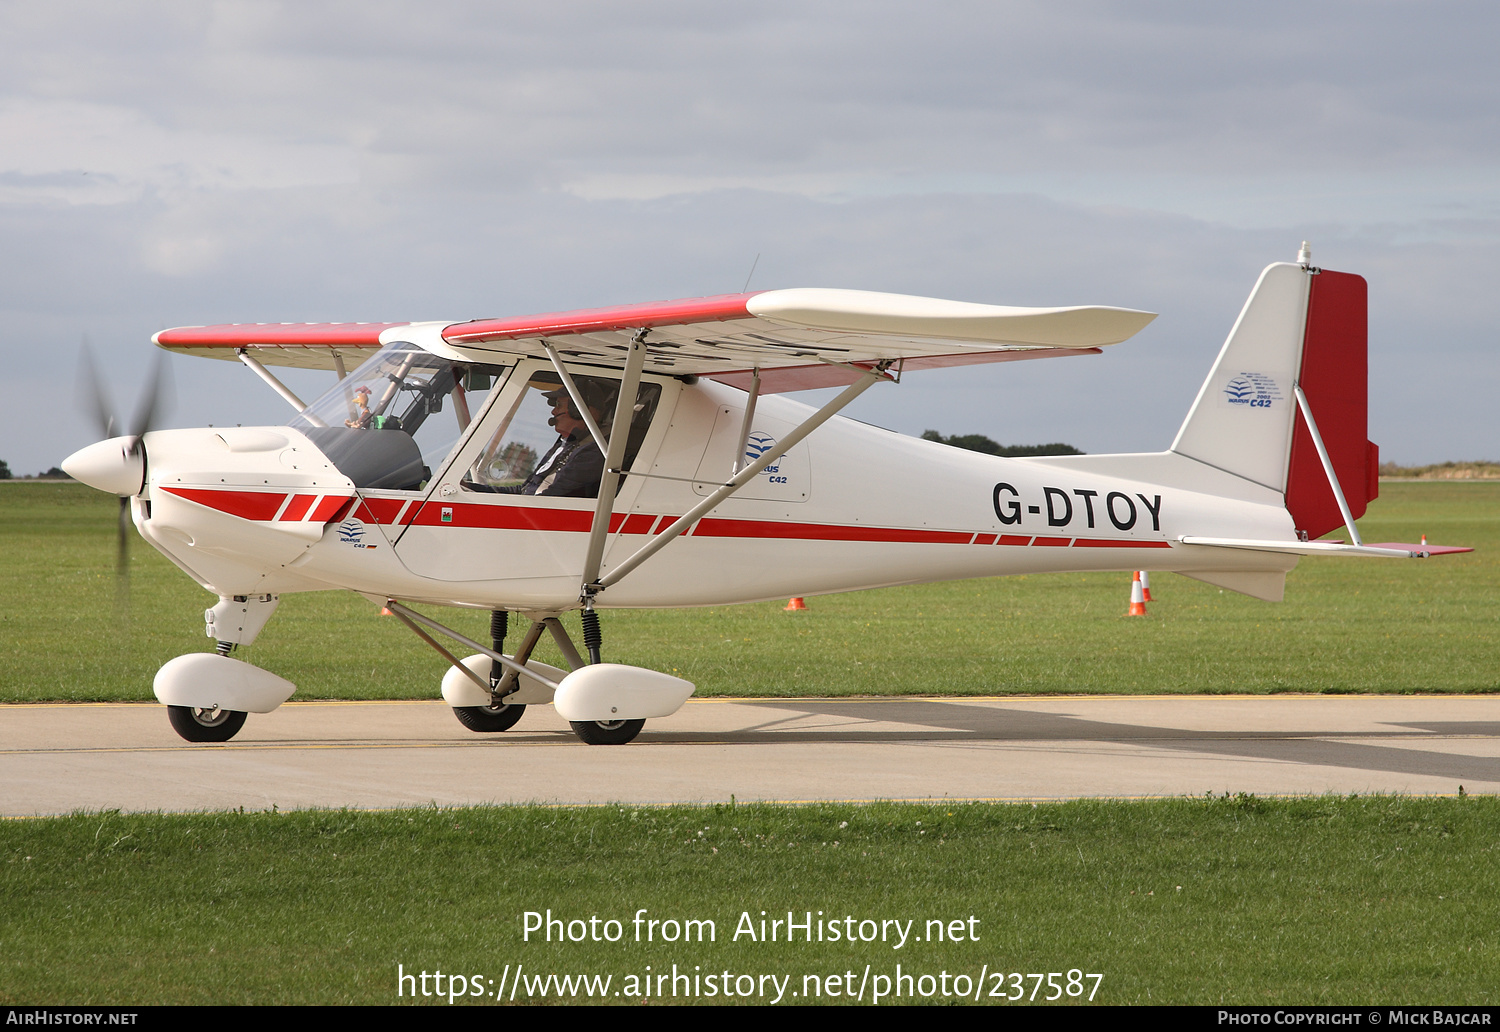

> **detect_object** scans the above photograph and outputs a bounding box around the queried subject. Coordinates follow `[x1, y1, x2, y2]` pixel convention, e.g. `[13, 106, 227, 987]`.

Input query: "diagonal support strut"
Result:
[592, 362, 893, 592]
[1293, 384, 1363, 547]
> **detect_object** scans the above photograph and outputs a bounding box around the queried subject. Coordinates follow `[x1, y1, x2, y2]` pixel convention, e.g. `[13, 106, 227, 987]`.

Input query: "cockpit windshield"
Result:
[288, 343, 506, 491]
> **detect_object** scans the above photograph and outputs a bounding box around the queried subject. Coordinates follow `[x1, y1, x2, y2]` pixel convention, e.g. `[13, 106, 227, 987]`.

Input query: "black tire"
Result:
[167, 705, 247, 743]
[569, 718, 645, 745]
[453, 702, 526, 733]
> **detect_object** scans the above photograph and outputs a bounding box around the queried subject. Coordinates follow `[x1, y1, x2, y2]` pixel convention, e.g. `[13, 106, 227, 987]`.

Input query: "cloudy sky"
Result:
[4, 2, 1497, 476]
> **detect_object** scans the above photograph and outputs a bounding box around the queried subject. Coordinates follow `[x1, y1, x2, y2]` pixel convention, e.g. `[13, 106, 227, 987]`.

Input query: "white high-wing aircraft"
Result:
[63, 245, 1466, 745]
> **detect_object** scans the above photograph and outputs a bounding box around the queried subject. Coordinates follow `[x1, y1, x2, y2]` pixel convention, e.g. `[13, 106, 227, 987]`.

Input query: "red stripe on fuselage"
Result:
[1071, 537, 1172, 548]
[310, 495, 353, 522]
[279, 494, 316, 522]
[358, 499, 1175, 547]
[353, 498, 407, 525]
[691, 517, 973, 545]
[174, 488, 1174, 548]
[161, 487, 288, 521]
[404, 501, 595, 532]
[619, 513, 656, 535]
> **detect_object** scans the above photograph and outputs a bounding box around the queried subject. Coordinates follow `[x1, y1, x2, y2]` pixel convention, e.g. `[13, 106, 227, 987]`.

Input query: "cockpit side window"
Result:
[463, 370, 662, 499]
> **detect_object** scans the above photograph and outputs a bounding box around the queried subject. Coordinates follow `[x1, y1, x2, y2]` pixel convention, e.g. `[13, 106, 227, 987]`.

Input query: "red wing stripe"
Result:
[162, 487, 288, 522]
[1031, 536, 1072, 547]
[443, 293, 763, 344]
[153, 323, 404, 348]
[997, 535, 1032, 546]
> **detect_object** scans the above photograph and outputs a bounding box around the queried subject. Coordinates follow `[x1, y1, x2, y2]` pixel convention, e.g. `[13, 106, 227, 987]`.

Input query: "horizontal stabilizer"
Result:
[1180, 536, 1472, 559]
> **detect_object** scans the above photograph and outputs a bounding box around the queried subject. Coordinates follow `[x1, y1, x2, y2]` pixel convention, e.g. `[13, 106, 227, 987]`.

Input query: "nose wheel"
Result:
[167, 705, 247, 743]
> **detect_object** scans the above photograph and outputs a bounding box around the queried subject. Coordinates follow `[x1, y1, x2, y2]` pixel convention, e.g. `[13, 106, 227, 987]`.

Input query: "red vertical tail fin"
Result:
[1285, 270, 1378, 540]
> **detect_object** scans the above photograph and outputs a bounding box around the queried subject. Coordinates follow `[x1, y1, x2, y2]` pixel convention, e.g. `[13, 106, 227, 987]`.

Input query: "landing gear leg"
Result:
[452, 609, 528, 733]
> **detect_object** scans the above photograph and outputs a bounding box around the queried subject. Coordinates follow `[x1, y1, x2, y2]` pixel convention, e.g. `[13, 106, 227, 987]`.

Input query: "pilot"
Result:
[505, 383, 609, 497]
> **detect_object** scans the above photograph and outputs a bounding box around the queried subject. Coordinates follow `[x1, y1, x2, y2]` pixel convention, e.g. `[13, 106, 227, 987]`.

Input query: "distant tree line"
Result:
[0, 462, 71, 480]
[920, 431, 1083, 457]
[1378, 460, 1500, 479]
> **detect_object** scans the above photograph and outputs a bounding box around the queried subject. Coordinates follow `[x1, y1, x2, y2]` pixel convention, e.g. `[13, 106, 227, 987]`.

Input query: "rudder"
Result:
[1171, 256, 1377, 539]
[1285, 269, 1376, 539]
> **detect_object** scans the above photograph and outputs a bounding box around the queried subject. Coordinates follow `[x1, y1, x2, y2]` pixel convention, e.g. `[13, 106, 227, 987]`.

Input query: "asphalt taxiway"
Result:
[3, 694, 1498, 815]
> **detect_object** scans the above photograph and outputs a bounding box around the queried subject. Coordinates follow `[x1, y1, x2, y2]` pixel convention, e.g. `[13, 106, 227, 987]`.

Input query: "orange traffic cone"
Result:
[1128, 572, 1147, 616]
[784, 597, 806, 611]
[1421, 534, 1428, 547]
[1139, 570, 1153, 602]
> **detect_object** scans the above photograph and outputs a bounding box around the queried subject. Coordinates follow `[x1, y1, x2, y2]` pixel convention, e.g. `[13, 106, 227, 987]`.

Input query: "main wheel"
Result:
[569, 718, 645, 745]
[453, 702, 526, 733]
[167, 705, 247, 743]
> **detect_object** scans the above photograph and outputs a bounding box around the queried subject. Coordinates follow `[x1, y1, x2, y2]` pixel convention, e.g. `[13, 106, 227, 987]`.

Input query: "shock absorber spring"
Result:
[581, 606, 602, 666]
[489, 610, 509, 686]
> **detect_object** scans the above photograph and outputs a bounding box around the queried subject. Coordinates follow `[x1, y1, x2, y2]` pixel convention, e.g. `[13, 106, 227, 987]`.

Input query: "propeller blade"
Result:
[117, 496, 131, 576]
[74, 339, 170, 614]
[115, 495, 132, 616]
[78, 339, 118, 440]
[128, 351, 171, 445]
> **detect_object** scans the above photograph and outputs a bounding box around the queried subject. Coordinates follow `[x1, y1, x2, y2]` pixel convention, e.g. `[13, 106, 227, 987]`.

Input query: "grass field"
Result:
[1, 481, 1494, 701]
[2, 796, 1495, 1006]
[3, 483, 1496, 1007]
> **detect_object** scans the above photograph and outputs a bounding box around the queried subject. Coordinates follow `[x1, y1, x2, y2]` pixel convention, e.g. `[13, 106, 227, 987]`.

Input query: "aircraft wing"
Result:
[152, 322, 406, 371]
[153, 289, 1156, 389]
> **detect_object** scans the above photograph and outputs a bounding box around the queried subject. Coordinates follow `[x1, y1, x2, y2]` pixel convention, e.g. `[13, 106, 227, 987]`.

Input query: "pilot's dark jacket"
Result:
[508, 431, 605, 498]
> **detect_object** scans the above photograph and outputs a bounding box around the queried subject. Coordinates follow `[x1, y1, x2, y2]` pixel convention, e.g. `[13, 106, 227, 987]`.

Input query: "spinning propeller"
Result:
[65, 342, 172, 588]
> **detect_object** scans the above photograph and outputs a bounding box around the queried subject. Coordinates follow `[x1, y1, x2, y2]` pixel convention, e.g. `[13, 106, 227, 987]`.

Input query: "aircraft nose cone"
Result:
[62, 436, 146, 496]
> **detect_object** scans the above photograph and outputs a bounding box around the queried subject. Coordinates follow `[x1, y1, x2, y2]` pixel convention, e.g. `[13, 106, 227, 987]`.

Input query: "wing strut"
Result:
[542, 342, 612, 458]
[591, 361, 894, 593]
[580, 336, 649, 593]
[236, 348, 325, 425]
[731, 368, 761, 474]
[1292, 384, 1362, 547]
